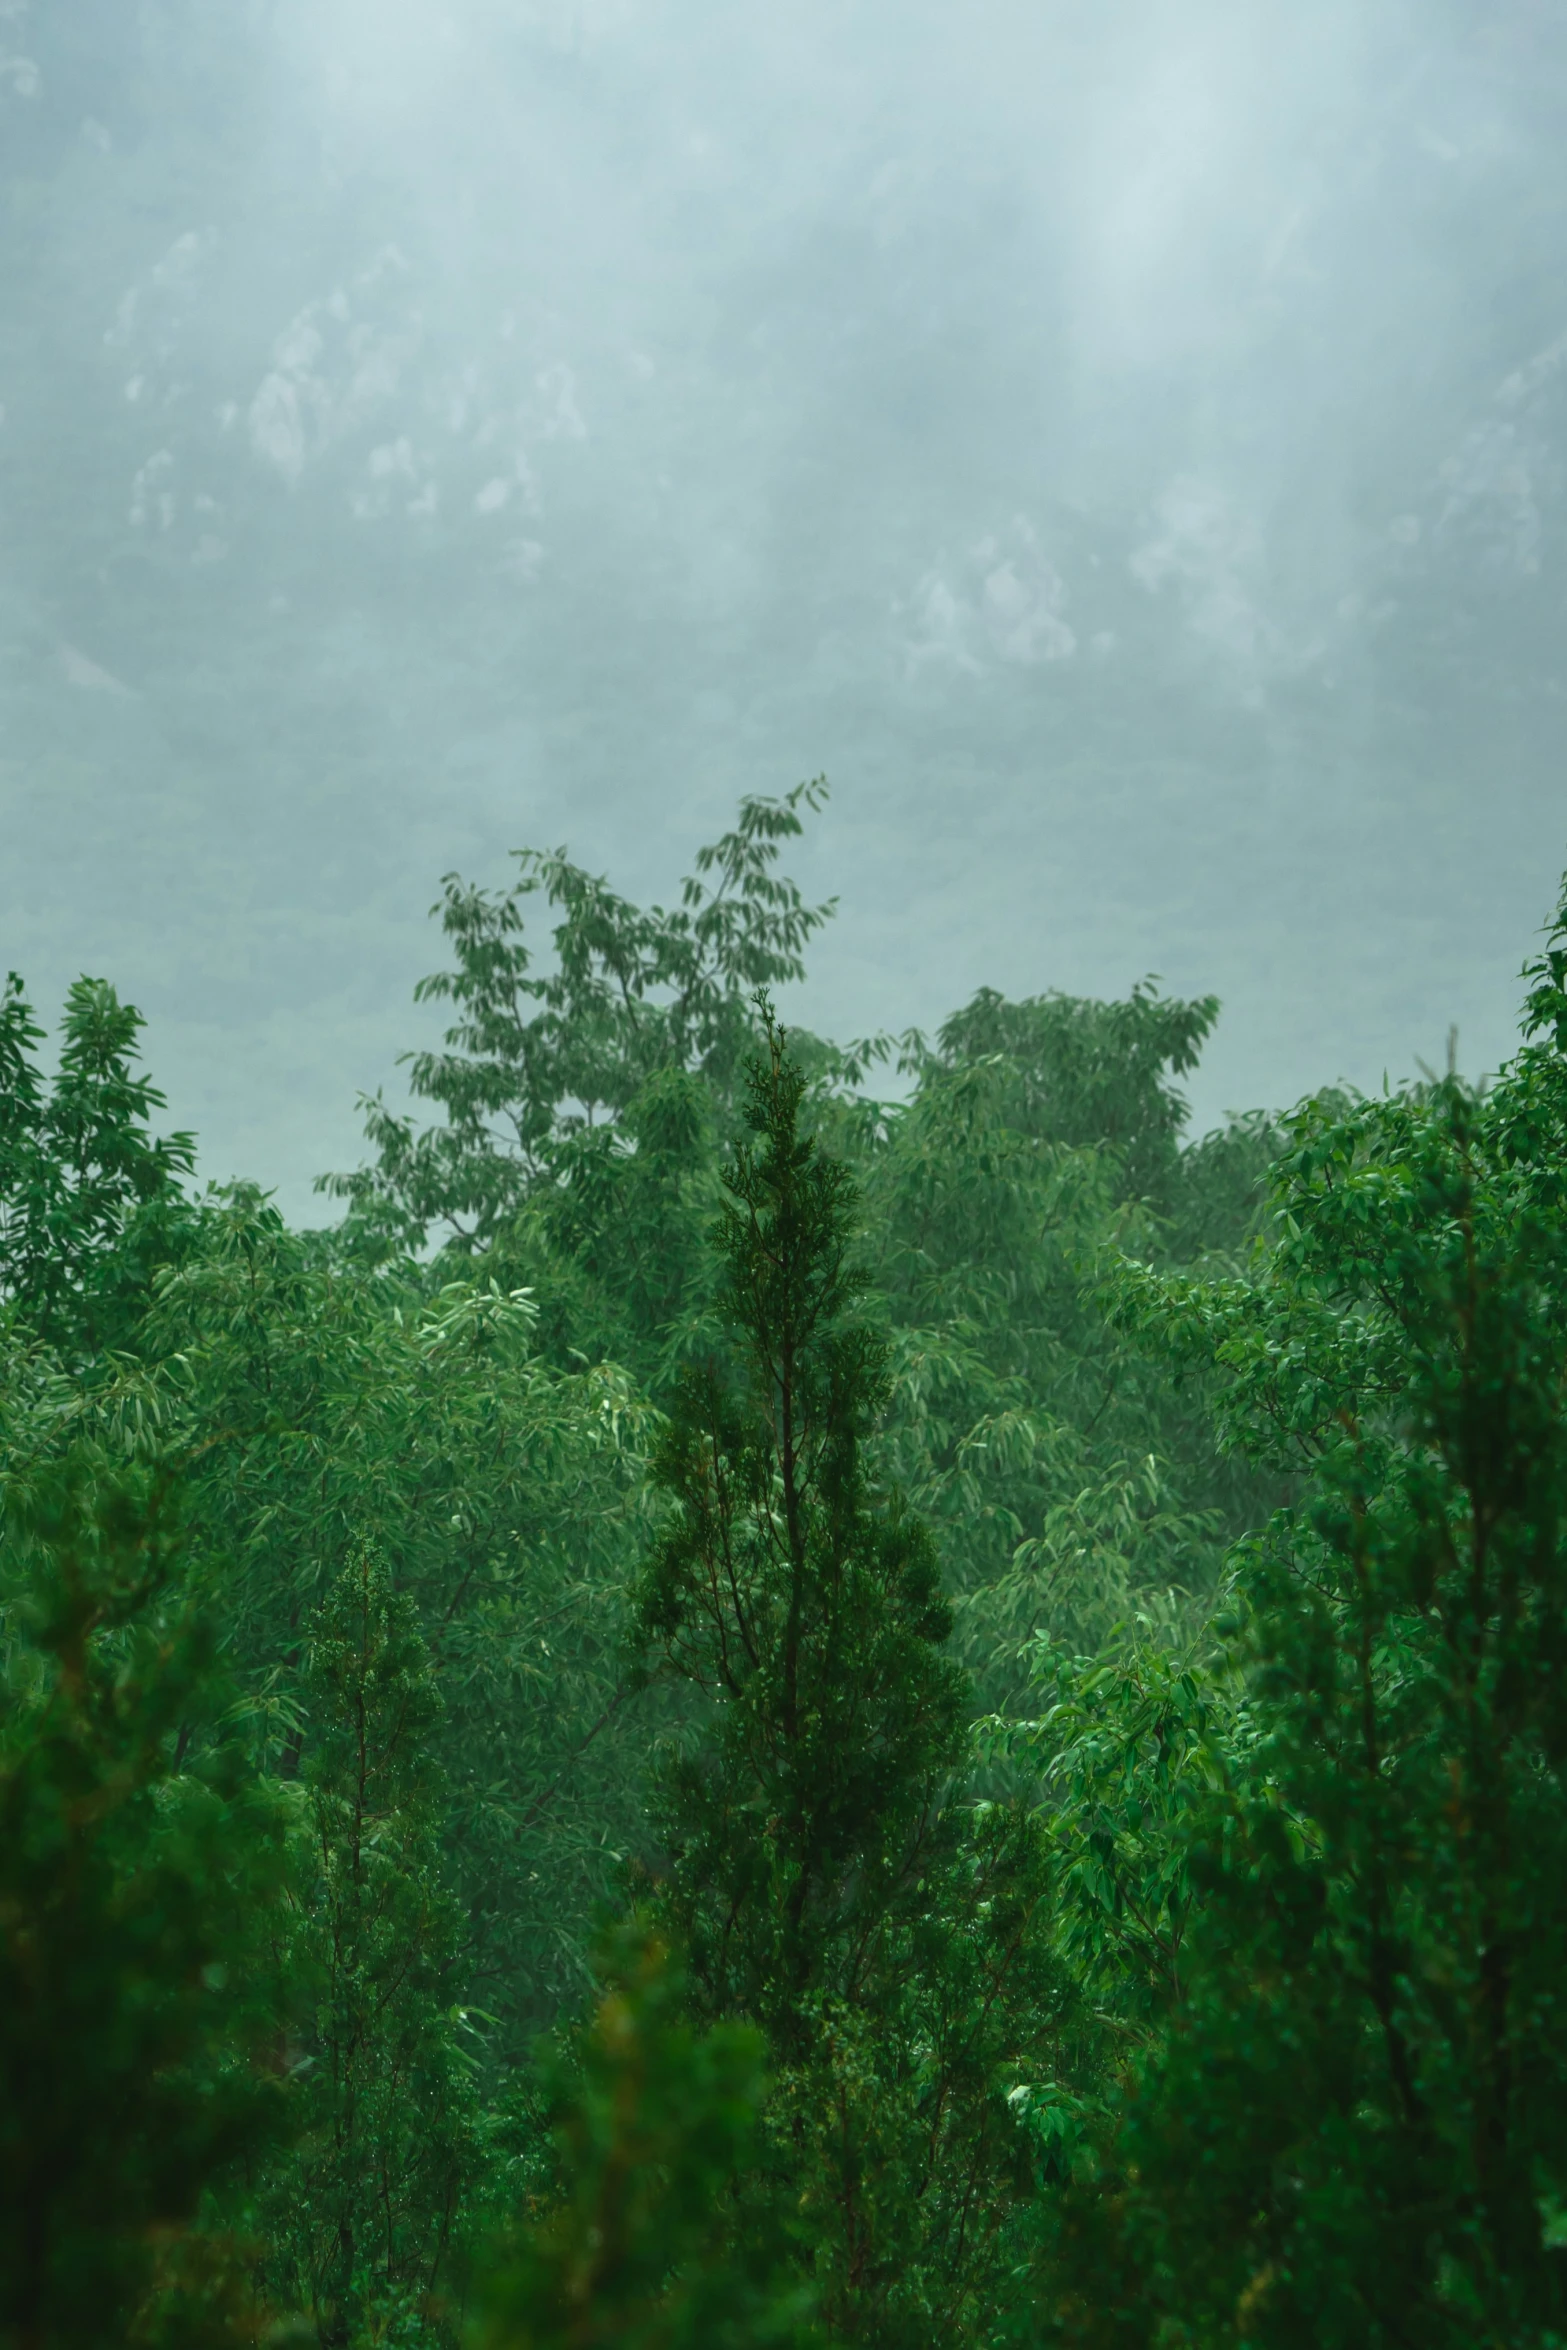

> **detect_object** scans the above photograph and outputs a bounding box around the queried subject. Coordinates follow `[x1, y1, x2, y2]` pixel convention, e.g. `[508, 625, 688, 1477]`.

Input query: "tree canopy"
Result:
[6, 793, 1567, 2350]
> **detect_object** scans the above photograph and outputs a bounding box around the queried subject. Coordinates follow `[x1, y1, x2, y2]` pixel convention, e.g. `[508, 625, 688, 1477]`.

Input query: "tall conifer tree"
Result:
[636, 1009, 1058, 2345]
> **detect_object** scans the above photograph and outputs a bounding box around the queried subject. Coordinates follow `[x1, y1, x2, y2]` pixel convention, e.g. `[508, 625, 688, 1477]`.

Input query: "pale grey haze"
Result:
[3, 0, 1565, 1220]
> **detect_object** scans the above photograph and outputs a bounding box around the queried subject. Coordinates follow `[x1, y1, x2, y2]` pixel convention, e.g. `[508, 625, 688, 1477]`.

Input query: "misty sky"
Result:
[4, 0, 1567, 1220]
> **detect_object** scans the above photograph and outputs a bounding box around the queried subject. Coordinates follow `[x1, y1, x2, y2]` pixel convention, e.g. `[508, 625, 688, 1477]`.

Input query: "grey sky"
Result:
[3, 0, 1565, 1221]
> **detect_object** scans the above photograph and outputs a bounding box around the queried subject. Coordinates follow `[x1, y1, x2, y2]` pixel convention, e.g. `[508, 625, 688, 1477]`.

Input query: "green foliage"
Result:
[0, 1463, 286, 2350]
[638, 1011, 970, 2010]
[263, 1546, 476, 2348]
[1034, 883, 1567, 2347]
[20, 824, 1567, 2350]
[479, 1924, 816, 2350]
[138, 1190, 660, 2053]
[326, 797, 1273, 1700]
[497, 1066, 727, 1388]
[325, 783, 836, 1284]
[855, 991, 1275, 1686]
[992, 1633, 1235, 2049]
[926, 980, 1219, 1213]
[636, 1011, 1061, 2343]
[0, 974, 195, 1360]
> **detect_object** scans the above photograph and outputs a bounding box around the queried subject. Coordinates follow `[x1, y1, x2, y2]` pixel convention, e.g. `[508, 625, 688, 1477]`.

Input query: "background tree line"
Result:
[5, 783, 1567, 2348]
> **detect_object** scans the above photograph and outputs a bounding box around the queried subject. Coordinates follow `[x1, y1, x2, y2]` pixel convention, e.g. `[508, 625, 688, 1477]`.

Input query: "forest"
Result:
[7, 780, 1567, 2350]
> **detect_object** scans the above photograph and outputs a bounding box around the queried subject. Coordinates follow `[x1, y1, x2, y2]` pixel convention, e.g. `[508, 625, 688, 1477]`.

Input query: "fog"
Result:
[4, 0, 1566, 1218]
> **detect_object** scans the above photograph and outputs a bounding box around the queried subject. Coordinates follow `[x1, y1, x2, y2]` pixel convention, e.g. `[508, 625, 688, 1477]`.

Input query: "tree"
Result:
[139, 1188, 662, 2057]
[0, 1461, 287, 2350]
[0, 974, 195, 1361]
[478, 1923, 817, 2350]
[324, 784, 837, 1287]
[1037, 883, 1567, 2347]
[636, 1009, 1061, 2344]
[851, 985, 1277, 1691]
[263, 1544, 476, 2348]
[923, 982, 1221, 1216]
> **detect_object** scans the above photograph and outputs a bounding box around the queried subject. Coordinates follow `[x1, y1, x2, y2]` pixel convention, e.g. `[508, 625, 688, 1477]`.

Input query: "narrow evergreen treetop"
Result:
[637, 1007, 967, 2033]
